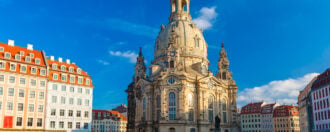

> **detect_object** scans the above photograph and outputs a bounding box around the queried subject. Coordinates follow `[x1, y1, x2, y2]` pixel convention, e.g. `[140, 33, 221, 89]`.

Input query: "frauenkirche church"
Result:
[126, 0, 240, 132]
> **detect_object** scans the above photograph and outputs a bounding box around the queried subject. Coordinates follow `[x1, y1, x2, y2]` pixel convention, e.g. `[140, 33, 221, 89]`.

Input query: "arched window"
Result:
[222, 72, 227, 80]
[169, 92, 176, 120]
[188, 94, 193, 107]
[208, 96, 214, 122]
[143, 98, 146, 120]
[222, 99, 227, 123]
[169, 128, 175, 132]
[156, 95, 161, 108]
[156, 95, 161, 120]
[170, 60, 174, 68]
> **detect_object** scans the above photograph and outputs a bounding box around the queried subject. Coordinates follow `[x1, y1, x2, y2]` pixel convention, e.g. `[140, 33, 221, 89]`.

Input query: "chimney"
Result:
[27, 44, 33, 50]
[8, 39, 14, 46]
[58, 57, 63, 62]
[50, 56, 55, 61]
[66, 59, 70, 64]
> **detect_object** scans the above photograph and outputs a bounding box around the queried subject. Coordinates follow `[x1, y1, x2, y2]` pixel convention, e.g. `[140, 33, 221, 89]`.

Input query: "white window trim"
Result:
[8, 76, 15, 84]
[53, 73, 58, 80]
[78, 76, 83, 84]
[0, 60, 6, 70]
[35, 58, 40, 64]
[4, 52, 11, 59]
[52, 64, 57, 70]
[25, 56, 31, 63]
[19, 77, 26, 86]
[40, 69, 46, 76]
[30, 67, 37, 75]
[20, 51, 24, 56]
[0, 47, 4, 52]
[9, 62, 17, 71]
[61, 74, 67, 81]
[69, 75, 75, 83]
[20, 64, 27, 73]
[61, 65, 66, 71]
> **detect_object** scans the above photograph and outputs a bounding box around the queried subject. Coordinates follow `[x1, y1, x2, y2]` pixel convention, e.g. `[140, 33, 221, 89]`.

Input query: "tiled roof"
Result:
[92, 109, 127, 121]
[261, 103, 276, 114]
[241, 102, 264, 114]
[273, 105, 298, 117]
[312, 69, 330, 90]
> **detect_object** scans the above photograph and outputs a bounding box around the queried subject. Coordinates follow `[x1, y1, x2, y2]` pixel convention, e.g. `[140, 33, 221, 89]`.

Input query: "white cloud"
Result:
[237, 73, 319, 108]
[193, 6, 218, 30]
[97, 59, 110, 65]
[109, 50, 138, 63]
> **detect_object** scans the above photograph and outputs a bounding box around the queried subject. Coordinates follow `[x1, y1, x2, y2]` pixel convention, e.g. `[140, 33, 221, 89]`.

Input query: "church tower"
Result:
[126, 0, 240, 132]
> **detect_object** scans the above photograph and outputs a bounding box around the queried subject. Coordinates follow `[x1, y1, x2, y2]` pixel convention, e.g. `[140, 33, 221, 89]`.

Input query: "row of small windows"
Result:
[0, 101, 44, 112]
[51, 84, 91, 94]
[0, 75, 46, 87]
[15, 117, 43, 127]
[0, 87, 45, 99]
[50, 109, 89, 118]
[0, 61, 46, 75]
[52, 73, 90, 85]
[51, 63, 82, 74]
[51, 96, 90, 106]
[2, 52, 40, 64]
[313, 86, 330, 100]
[50, 121, 89, 129]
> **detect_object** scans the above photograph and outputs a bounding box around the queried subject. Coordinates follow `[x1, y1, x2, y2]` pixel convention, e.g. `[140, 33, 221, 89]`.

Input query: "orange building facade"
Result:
[273, 105, 300, 132]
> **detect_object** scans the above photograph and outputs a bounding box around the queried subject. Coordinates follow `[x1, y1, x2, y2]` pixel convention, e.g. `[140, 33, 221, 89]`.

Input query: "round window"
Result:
[168, 77, 176, 85]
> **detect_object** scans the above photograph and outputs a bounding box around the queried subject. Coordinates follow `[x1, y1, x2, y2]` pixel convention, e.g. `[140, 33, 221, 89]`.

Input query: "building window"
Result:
[61, 85, 66, 91]
[76, 122, 80, 129]
[60, 109, 65, 116]
[208, 96, 214, 122]
[69, 110, 73, 117]
[59, 121, 64, 128]
[39, 92, 44, 99]
[40, 81, 46, 87]
[52, 96, 57, 103]
[53, 73, 58, 80]
[143, 97, 147, 120]
[0, 61, 5, 69]
[169, 92, 176, 120]
[188, 109, 194, 121]
[156, 95, 161, 108]
[29, 91, 35, 98]
[18, 103, 24, 111]
[35, 58, 40, 64]
[31, 67, 37, 74]
[5, 52, 11, 59]
[61, 65, 66, 71]
[19, 89, 24, 97]
[84, 111, 89, 118]
[85, 99, 89, 106]
[0, 87, 2, 95]
[16, 117, 23, 126]
[70, 76, 75, 83]
[38, 105, 43, 112]
[223, 112, 227, 123]
[7, 102, 13, 110]
[29, 53, 34, 58]
[52, 64, 57, 70]
[15, 54, 20, 61]
[78, 88, 82, 93]
[68, 122, 73, 128]
[84, 123, 88, 129]
[86, 89, 90, 94]
[27, 118, 33, 126]
[70, 87, 74, 92]
[51, 109, 56, 116]
[77, 68, 81, 74]
[78, 77, 83, 84]
[10, 63, 16, 71]
[69, 67, 74, 72]
[188, 94, 193, 107]
[30, 79, 36, 86]
[40, 69, 46, 76]
[77, 99, 82, 105]
[77, 111, 81, 117]
[9, 76, 15, 83]
[28, 104, 34, 112]
[86, 79, 91, 85]
[37, 118, 42, 127]
[50, 121, 55, 128]
[69, 98, 74, 105]
[19, 78, 25, 85]
[0, 47, 3, 52]
[8, 88, 14, 96]
[52, 84, 58, 90]
[20, 65, 27, 73]
[61, 97, 66, 104]
[61, 74, 67, 81]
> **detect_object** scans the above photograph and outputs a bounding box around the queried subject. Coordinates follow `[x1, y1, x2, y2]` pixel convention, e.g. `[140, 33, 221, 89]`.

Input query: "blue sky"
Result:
[0, 0, 329, 109]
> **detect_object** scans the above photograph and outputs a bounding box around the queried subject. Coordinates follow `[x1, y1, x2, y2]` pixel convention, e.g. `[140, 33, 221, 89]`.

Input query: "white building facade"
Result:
[261, 103, 279, 132]
[92, 110, 127, 132]
[45, 57, 93, 132]
[311, 69, 330, 132]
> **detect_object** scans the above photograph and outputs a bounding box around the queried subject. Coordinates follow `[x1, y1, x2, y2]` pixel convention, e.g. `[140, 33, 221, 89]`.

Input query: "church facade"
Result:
[126, 0, 240, 132]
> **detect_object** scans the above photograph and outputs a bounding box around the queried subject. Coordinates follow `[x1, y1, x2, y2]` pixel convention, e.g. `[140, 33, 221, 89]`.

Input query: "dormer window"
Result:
[25, 56, 31, 62]
[61, 74, 67, 81]
[53, 73, 58, 80]
[77, 68, 81, 74]
[61, 65, 66, 71]
[20, 51, 25, 56]
[5, 52, 11, 59]
[35, 58, 40, 64]
[52, 64, 57, 70]
[86, 79, 90, 85]
[0, 61, 5, 69]
[30, 67, 37, 74]
[69, 67, 74, 73]
[29, 53, 34, 58]
[20, 65, 27, 73]
[15, 54, 21, 61]
[0, 47, 4, 52]
[77, 77, 83, 84]
[40, 69, 46, 76]
[10, 63, 16, 71]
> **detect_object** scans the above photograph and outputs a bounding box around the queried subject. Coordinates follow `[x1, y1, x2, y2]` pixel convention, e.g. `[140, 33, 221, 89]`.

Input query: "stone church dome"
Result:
[154, 0, 208, 63]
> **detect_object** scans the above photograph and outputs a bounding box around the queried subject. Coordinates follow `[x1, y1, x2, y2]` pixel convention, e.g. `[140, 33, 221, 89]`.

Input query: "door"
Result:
[3, 116, 13, 128]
